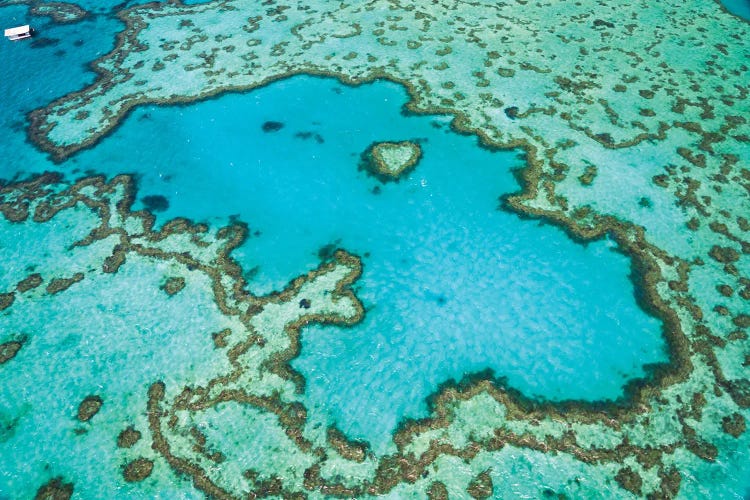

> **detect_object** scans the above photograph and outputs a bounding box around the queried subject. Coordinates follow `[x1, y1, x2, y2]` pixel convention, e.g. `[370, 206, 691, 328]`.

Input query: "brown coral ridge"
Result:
[146, 250, 364, 422]
[0, 168, 715, 496]
[326, 425, 370, 462]
[0, 172, 255, 322]
[138, 154, 709, 498]
[23, 0, 538, 167]
[46, 272, 84, 295]
[140, 225, 691, 499]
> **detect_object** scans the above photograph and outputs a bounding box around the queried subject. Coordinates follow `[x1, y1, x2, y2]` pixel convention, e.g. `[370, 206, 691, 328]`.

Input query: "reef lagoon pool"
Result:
[1, 0, 749, 497]
[2, 71, 667, 459]
[116, 75, 668, 448]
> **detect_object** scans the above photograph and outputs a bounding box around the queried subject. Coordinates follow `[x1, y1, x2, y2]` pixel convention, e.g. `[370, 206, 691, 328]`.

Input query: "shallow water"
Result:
[2, 0, 747, 496]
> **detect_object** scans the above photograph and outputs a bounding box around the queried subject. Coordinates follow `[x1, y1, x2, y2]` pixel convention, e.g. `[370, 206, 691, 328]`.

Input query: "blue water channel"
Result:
[720, 0, 750, 20]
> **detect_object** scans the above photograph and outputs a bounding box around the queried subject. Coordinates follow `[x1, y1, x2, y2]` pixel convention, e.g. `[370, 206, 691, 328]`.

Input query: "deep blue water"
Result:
[721, 0, 750, 19]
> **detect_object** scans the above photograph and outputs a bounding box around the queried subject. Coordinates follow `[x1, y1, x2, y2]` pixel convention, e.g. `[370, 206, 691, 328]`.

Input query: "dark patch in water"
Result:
[294, 131, 325, 143]
[371, 186, 381, 195]
[244, 266, 260, 281]
[34, 477, 73, 499]
[0, 413, 20, 442]
[593, 19, 615, 29]
[141, 195, 169, 212]
[30, 37, 60, 49]
[73, 39, 84, 47]
[318, 240, 341, 261]
[299, 298, 311, 309]
[595, 132, 613, 144]
[53, 49, 66, 57]
[504, 106, 519, 119]
[262, 121, 284, 133]
[112, 0, 136, 12]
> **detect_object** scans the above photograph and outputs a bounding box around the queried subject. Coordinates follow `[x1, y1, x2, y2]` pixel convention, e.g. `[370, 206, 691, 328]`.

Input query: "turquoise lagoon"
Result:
[3, 1, 735, 496]
[84, 75, 667, 450]
[0, 20, 666, 446]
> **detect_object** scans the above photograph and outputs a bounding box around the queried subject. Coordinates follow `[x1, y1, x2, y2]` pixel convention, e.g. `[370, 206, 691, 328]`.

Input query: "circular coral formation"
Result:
[30, 2, 88, 24]
[123, 458, 154, 483]
[361, 141, 422, 182]
[160, 276, 186, 296]
[0, 340, 23, 365]
[34, 476, 73, 500]
[117, 427, 142, 448]
[721, 413, 746, 438]
[466, 470, 493, 499]
[76, 395, 103, 422]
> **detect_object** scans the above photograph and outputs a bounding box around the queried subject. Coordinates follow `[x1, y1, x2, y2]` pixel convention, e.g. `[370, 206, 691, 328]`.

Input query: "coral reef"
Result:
[4, 0, 749, 495]
[361, 141, 422, 182]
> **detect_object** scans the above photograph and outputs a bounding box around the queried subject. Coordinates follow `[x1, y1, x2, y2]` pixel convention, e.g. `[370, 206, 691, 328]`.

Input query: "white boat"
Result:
[4, 25, 33, 41]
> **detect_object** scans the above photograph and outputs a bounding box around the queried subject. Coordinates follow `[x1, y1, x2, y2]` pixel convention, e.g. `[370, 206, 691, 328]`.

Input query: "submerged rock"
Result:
[0, 341, 23, 365]
[34, 476, 73, 500]
[261, 121, 284, 132]
[123, 458, 154, 482]
[77, 395, 103, 422]
[117, 426, 142, 448]
[466, 470, 493, 499]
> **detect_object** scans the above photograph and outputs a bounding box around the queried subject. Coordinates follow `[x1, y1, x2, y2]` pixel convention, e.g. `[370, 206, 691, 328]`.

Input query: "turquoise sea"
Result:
[0, 0, 748, 498]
